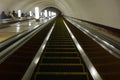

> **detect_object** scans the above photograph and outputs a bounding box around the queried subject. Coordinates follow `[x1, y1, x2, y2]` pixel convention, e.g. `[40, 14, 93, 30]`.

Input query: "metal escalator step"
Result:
[42, 57, 81, 60]
[45, 48, 77, 52]
[47, 42, 74, 45]
[49, 38, 72, 40]
[44, 52, 78, 54]
[44, 52, 79, 57]
[41, 58, 80, 64]
[50, 36, 70, 38]
[31, 18, 92, 80]
[46, 45, 75, 48]
[43, 57, 80, 59]
[48, 40, 72, 42]
[38, 64, 84, 72]
[35, 72, 88, 80]
[50, 38, 71, 40]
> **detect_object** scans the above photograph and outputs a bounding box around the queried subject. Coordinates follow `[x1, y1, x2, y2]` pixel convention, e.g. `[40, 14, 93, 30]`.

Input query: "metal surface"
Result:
[63, 20, 103, 80]
[22, 22, 56, 80]
[66, 17, 120, 59]
[0, 19, 55, 64]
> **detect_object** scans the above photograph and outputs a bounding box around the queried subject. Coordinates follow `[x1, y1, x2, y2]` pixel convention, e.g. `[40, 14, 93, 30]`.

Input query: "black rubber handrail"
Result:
[0, 19, 52, 52]
[65, 17, 120, 58]
[0, 18, 55, 63]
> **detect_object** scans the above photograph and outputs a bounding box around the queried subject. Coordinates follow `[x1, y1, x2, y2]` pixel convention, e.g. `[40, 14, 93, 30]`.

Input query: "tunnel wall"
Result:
[0, 0, 120, 29]
[64, 0, 120, 29]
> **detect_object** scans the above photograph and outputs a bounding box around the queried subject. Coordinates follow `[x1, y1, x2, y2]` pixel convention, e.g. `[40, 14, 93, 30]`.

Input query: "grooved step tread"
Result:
[35, 72, 88, 80]
[47, 42, 73, 45]
[35, 72, 88, 75]
[44, 52, 78, 53]
[46, 45, 75, 48]
[43, 57, 80, 59]
[32, 17, 90, 80]
[46, 47, 75, 49]
[38, 64, 84, 72]
[41, 58, 81, 64]
[50, 39, 71, 40]
[44, 52, 79, 57]
[45, 48, 77, 52]
[49, 39, 72, 41]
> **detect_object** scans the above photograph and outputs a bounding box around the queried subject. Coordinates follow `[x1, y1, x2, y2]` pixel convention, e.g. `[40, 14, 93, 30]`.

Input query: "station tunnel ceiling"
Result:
[0, 0, 120, 29]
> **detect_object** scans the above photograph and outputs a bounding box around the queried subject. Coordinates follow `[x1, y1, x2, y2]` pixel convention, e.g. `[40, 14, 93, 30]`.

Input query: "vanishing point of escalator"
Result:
[32, 17, 92, 80]
[0, 21, 54, 80]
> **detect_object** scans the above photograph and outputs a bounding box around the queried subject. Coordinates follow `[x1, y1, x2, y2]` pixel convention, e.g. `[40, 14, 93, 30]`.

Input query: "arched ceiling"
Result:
[0, 0, 120, 29]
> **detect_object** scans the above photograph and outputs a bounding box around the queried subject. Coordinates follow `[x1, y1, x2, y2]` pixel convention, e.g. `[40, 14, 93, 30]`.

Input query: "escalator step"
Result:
[47, 42, 73, 45]
[44, 52, 79, 57]
[42, 57, 80, 59]
[49, 40, 72, 42]
[35, 72, 88, 80]
[50, 36, 70, 38]
[42, 58, 80, 64]
[45, 48, 77, 52]
[38, 64, 84, 72]
[31, 17, 91, 80]
[46, 45, 75, 48]
[50, 38, 71, 40]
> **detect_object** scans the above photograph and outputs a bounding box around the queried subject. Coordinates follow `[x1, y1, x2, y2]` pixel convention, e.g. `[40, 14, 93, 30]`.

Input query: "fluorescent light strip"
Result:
[18, 10, 21, 17]
[44, 10, 48, 17]
[35, 7, 40, 19]
[63, 20, 102, 80]
[29, 11, 32, 16]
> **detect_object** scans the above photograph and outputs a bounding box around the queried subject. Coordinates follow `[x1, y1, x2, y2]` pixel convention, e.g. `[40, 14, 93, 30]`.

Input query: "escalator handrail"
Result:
[22, 21, 56, 80]
[0, 20, 43, 51]
[63, 20, 103, 80]
[0, 18, 55, 64]
[65, 17, 120, 59]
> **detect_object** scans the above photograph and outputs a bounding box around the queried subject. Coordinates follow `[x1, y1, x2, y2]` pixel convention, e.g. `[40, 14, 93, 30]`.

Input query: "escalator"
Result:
[32, 17, 92, 80]
[0, 20, 54, 80]
[65, 19, 120, 80]
[1, 16, 119, 80]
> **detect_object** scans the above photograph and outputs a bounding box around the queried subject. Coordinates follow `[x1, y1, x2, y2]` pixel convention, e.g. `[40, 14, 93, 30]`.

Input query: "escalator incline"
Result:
[32, 17, 91, 80]
[0, 21, 54, 80]
[65, 19, 120, 80]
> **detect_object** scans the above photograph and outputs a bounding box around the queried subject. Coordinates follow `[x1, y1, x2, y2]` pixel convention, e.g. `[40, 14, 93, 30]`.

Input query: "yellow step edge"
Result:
[46, 45, 75, 46]
[45, 48, 76, 49]
[37, 64, 85, 72]
[34, 72, 89, 80]
[49, 41, 72, 42]
[37, 63, 85, 72]
[48, 42, 73, 43]
[35, 72, 88, 75]
[39, 63, 84, 66]
[51, 36, 70, 37]
[44, 52, 78, 54]
[50, 39, 71, 40]
[42, 57, 81, 59]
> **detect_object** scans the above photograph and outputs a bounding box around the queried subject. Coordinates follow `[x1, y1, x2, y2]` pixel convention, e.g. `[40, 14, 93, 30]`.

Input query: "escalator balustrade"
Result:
[32, 17, 91, 80]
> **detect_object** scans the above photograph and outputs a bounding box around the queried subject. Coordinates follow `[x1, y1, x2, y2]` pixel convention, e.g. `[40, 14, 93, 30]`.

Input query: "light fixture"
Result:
[35, 7, 40, 19]
[18, 10, 21, 17]
[29, 11, 32, 16]
[44, 10, 48, 17]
